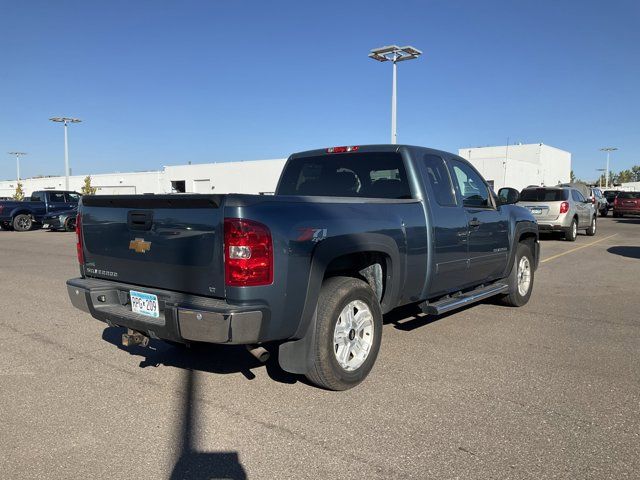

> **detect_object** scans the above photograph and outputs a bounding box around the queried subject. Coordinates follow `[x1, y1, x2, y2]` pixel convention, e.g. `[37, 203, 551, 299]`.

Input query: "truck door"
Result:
[46, 191, 70, 214]
[417, 154, 470, 296]
[448, 158, 510, 284]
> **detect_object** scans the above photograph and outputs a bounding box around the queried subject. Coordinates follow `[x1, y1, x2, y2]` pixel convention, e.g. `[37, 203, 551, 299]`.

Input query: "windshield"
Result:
[277, 152, 412, 199]
[519, 188, 568, 202]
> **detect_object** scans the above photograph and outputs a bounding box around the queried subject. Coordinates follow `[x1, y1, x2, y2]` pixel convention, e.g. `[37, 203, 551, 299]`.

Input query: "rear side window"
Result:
[420, 154, 456, 206]
[277, 152, 412, 199]
[519, 188, 568, 202]
[572, 190, 586, 202]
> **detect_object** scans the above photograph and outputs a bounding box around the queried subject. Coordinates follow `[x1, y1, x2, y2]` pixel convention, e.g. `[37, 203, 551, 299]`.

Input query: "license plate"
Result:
[130, 290, 159, 318]
[42, 224, 50, 228]
[530, 208, 542, 215]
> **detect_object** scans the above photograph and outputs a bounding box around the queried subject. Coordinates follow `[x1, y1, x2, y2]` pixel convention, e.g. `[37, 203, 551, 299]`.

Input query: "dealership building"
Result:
[1, 143, 572, 198]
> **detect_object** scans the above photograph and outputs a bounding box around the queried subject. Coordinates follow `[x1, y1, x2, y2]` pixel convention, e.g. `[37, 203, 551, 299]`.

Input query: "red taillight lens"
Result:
[75, 213, 84, 264]
[224, 218, 273, 287]
[559, 202, 569, 214]
[326, 146, 359, 153]
[591, 197, 596, 204]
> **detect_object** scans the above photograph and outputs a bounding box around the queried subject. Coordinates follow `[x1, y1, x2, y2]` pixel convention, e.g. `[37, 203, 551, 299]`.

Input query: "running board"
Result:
[421, 283, 509, 315]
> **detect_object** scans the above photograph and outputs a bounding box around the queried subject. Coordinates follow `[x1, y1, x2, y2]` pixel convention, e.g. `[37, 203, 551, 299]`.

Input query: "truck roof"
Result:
[289, 144, 456, 160]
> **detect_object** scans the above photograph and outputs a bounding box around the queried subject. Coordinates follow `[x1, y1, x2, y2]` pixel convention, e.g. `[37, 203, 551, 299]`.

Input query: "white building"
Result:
[458, 143, 571, 192]
[0, 158, 287, 198]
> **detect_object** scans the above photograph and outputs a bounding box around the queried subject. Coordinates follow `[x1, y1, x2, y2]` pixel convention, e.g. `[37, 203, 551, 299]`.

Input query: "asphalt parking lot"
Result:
[1, 217, 638, 479]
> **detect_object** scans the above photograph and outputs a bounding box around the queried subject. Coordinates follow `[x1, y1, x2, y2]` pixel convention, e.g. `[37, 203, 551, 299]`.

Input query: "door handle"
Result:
[469, 219, 481, 228]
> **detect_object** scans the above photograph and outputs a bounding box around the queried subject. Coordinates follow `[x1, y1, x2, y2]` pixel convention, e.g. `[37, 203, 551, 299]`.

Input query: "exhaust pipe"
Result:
[122, 329, 150, 348]
[246, 345, 270, 363]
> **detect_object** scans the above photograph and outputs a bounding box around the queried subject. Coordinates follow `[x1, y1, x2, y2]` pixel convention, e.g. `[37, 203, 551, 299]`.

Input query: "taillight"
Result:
[75, 213, 84, 264]
[591, 197, 596, 204]
[326, 146, 359, 153]
[224, 218, 273, 287]
[559, 202, 569, 214]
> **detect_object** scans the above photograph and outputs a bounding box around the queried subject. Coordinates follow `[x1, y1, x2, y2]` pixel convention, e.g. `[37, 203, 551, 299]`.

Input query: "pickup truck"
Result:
[67, 145, 539, 390]
[0, 190, 81, 231]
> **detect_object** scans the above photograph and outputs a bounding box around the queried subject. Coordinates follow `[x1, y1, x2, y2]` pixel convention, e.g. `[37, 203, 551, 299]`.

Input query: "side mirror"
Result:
[498, 187, 519, 205]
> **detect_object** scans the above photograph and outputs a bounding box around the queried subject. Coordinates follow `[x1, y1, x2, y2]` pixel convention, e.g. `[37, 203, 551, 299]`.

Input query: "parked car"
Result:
[42, 207, 78, 232]
[517, 186, 597, 241]
[590, 187, 609, 216]
[0, 190, 81, 231]
[603, 190, 620, 210]
[66, 145, 540, 390]
[613, 192, 640, 217]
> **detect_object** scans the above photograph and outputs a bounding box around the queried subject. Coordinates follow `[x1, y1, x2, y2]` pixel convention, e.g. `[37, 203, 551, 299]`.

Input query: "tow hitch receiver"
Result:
[122, 329, 150, 347]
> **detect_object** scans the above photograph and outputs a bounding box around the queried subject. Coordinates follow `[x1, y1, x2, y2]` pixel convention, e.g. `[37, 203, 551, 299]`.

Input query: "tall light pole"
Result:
[8, 152, 27, 181]
[49, 117, 82, 190]
[369, 45, 422, 144]
[599, 147, 618, 189]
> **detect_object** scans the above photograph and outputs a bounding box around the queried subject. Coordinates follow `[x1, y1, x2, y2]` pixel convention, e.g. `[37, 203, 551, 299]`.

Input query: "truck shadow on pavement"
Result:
[101, 327, 299, 386]
[169, 368, 247, 480]
[607, 246, 640, 259]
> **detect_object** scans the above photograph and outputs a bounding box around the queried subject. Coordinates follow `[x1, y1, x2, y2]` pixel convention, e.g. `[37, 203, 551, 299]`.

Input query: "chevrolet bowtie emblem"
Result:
[129, 238, 151, 253]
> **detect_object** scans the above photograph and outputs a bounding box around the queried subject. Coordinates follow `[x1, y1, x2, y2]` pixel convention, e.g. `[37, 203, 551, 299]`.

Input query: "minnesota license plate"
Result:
[130, 290, 159, 318]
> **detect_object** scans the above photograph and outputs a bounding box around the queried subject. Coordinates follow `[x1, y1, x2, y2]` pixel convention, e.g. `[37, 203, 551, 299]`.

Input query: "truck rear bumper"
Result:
[66, 277, 268, 345]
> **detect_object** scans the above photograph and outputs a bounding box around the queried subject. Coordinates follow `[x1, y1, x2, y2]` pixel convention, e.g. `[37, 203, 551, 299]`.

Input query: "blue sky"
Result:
[1, 0, 638, 181]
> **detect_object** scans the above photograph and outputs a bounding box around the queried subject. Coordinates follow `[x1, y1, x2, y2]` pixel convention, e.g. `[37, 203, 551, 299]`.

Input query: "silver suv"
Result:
[517, 186, 597, 241]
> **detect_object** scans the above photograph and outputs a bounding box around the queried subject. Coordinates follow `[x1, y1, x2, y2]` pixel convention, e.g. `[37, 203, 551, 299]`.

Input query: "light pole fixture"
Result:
[50, 117, 82, 190]
[596, 168, 606, 188]
[369, 45, 422, 144]
[599, 147, 618, 189]
[8, 152, 27, 182]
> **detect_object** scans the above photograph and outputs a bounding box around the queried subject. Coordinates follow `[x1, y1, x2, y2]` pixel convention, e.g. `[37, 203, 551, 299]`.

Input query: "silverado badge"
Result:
[129, 238, 151, 253]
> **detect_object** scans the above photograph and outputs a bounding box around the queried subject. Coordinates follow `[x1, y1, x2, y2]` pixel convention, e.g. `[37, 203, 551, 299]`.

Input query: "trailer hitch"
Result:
[122, 328, 150, 348]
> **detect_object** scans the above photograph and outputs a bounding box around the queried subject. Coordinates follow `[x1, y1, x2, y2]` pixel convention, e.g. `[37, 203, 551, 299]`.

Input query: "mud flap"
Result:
[277, 310, 318, 375]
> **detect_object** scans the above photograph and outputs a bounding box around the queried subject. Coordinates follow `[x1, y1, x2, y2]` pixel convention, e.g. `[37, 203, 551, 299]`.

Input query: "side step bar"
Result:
[421, 283, 509, 316]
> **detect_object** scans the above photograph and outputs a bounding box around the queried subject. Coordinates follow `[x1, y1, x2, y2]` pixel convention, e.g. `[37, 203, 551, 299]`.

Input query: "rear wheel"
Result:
[305, 276, 383, 391]
[586, 216, 597, 236]
[501, 242, 534, 307]
[64, 217, 76, 232]
[599, 208, 608, 217]
[564, 218, 577, 242]
[13, 214, 33, 232]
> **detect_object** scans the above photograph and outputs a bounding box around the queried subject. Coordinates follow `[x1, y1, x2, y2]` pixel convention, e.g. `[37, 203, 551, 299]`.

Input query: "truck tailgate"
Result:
[81, 195, 224, 298]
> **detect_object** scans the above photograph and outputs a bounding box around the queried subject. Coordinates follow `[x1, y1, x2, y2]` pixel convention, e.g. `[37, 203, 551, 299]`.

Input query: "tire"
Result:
[599, 209, 608, 217]
[0, 222, 12, 231]
[564, 218, 577, 242]
[305, 276, 383, 391]
[612, 212, 620, 218]
[64, 217, 76, 232]
[586, 216, 597, 236]
[501, 242, 534, 307]
[13, 214, 33, 232]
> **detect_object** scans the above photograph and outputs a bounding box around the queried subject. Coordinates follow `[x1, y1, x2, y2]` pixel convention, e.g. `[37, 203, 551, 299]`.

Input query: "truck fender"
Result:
[504, 220, 539, 276]
[10, 208, 34, 220]
[278, 233, 401, 375]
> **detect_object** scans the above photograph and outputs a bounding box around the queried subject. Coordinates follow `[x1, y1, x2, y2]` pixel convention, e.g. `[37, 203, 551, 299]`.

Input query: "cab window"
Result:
[450, 160, 491, 208]
[420, 154, 456, 206]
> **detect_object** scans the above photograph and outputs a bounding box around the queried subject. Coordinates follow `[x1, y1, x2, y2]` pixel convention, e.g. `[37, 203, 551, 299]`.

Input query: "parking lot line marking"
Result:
[541, 234, 618, 264]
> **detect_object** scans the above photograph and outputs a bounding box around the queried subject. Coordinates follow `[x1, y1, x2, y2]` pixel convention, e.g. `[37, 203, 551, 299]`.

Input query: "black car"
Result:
[42, 207, 78, 232]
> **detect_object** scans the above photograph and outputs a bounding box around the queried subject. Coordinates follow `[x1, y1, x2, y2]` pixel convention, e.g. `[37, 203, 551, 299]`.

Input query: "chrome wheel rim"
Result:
[333, 300, 374, 371]
[517, 256, 531, 296]
[17, 216, 30, 230]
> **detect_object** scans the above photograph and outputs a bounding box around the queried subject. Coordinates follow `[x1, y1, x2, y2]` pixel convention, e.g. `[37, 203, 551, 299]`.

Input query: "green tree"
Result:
[12, 182, 24, 201]
[80, 175, 97, 195]
[616, 169, 635, 183]
[570, 170, 576, 182]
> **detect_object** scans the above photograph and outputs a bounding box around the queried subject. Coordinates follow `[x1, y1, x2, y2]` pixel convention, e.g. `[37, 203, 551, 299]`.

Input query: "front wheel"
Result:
[13, 214, 33, 232]
[586, 216, 597, 236]
[305, 276, 383, 391]
[64, 217, 76, 232]
[501, 242, 534, 307]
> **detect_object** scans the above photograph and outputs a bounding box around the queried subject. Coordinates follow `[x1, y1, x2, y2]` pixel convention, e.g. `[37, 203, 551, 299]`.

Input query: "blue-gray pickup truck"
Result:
[67, 145, 539, 390]
[0, 190, 81, 231]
